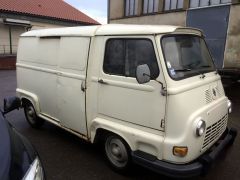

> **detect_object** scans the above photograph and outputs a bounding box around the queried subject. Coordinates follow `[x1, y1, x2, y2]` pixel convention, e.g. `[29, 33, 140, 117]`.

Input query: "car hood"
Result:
[0, 113, 11, 180]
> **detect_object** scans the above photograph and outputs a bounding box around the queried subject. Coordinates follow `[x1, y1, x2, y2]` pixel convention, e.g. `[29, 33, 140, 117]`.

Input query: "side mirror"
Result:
[136, 64, 151, 84]
[3, 97, 21, 114]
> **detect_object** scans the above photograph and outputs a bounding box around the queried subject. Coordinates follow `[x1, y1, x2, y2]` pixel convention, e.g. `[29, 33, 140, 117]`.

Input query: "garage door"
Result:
[187, 5, 230, 69]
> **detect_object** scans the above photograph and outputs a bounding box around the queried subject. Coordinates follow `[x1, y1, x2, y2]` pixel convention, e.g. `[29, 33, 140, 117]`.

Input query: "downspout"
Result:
[8, 25, 12, 55]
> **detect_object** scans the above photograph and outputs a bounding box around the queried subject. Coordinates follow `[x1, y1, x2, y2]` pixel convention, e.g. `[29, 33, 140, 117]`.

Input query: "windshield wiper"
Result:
[174, 68, 192, 72]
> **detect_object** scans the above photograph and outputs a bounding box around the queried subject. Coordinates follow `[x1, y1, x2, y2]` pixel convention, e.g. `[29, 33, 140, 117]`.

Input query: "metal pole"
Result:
[9, 25, 12, 55]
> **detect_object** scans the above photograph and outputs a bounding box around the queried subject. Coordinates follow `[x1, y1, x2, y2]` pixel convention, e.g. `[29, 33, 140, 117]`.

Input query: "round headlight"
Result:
[196, 120, 206, 137]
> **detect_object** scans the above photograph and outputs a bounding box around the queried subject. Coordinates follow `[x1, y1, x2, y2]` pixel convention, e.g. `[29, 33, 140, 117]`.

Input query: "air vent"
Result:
[205, 89, 212, 104]
[215, 86, 223, 96]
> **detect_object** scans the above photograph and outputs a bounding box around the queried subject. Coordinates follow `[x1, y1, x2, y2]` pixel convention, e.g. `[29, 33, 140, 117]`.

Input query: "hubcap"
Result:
[26, 106, 36, 124]
[105, 136, 128, 168]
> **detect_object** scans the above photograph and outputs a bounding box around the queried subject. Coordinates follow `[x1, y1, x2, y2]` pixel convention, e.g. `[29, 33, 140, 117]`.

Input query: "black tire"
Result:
[229, 128, 238, 146]
[24, 102, 44, 128]
[104, 134, 131, 173]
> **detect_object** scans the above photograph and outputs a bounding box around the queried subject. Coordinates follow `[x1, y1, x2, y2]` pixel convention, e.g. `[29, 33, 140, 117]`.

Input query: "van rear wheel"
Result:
[104, 134, 131, 172]
[24, 102, 44, 128]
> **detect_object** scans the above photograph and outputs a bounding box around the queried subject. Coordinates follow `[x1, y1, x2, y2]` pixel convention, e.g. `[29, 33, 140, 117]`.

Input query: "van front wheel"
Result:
[104, 135, 131, 172]
[24, 103, 44, 128]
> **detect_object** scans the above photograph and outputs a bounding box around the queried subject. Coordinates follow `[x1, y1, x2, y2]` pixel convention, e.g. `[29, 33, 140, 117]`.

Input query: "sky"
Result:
[64, 0, 108, 24]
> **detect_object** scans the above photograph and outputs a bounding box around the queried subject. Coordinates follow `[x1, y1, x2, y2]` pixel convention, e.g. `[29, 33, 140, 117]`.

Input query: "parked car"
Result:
[16, 24, 237, 177]
[0, 97, 45, 180]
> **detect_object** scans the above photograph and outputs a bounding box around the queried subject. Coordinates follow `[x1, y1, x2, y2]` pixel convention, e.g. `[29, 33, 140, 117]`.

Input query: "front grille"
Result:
[202, 114, 228, 149]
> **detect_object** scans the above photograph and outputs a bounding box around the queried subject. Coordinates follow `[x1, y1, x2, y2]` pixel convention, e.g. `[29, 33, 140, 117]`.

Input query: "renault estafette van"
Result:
[16, 24, 237, 178]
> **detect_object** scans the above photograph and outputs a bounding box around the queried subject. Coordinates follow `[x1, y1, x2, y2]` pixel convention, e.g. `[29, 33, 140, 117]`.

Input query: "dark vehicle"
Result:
[0, 97, 45, 180]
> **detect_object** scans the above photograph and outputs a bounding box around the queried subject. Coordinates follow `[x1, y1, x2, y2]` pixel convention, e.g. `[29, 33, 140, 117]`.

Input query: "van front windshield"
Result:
[161, 35, 215, 80]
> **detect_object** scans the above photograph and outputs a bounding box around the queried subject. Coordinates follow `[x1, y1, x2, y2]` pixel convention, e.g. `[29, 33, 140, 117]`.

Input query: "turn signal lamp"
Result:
[173, 146, 188, 157]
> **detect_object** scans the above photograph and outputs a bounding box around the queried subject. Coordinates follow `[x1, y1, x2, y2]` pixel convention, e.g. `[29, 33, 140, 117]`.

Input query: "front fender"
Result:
[90, 118, 164, 160]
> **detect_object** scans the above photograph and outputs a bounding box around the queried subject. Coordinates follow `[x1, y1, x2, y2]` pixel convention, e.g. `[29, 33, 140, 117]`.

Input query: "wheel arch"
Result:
[92, 127, 134, 151]
[90, 118, 165, 160]
[17, 89, 41, 114]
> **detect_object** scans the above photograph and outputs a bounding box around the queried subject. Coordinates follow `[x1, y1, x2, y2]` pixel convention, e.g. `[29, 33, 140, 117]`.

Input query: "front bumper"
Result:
[132, 128, 237, 178]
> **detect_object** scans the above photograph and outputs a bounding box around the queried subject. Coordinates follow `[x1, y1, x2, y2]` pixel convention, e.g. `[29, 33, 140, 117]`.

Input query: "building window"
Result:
[104, 39, 159, 79]
[190, 0, 232, 8]
[125, 0, 139, 16]
[143, 0, 159, 14]
[164, 0, 184, 11]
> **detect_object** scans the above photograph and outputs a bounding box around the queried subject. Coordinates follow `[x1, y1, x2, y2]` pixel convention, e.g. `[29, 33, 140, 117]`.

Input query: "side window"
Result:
[103, 39, 159, 79]
[143, 0, 159, 14]
[164, 0, 184, 11]
[125, 0, 139, 16]
[104, 40, 125, 76]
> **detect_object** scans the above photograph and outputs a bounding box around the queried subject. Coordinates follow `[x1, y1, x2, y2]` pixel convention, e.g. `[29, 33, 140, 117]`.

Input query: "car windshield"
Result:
[161, 35, 215, 80]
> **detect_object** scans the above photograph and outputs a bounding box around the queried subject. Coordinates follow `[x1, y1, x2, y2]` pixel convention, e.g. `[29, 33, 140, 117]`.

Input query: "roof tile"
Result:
[0, 0, 100, 25]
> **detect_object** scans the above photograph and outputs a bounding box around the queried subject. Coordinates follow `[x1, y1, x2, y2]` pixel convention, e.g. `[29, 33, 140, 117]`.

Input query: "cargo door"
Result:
[96, 37, 166, 131]
[187, 5, 230, 68]
[57, 37, 90, 136]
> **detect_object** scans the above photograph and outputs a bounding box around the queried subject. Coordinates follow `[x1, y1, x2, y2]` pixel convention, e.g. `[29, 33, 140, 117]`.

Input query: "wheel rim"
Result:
[105, 136, 128, 168]
[26, 105, 36, 124]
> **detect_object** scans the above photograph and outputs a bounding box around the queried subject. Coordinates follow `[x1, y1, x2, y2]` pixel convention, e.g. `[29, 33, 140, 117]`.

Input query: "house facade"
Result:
[108, 0, 240, 74]
[0, 0, 99, 69]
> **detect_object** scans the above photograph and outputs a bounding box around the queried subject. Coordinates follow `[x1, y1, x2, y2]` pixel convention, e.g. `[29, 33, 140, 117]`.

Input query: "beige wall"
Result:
[30, 21, 66, 30]
[224, 4, 240, 68]
[0, 22, 11, 54]
[0, 18, 69, 55]
[0, 22, 25, 54]
[110, 11, 186, 26]
[109, 0, 125, 19]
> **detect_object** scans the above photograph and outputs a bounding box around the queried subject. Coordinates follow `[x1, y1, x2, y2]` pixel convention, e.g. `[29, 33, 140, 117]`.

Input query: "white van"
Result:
[16, 24, 237, 178]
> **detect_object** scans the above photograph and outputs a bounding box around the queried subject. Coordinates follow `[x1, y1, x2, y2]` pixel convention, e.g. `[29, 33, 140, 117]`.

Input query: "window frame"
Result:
[189, 0, 232, 9]
[103, 38, 160, 80]
[163, 0, 184, 12]
[125, 0, 138, 17]
[143, 0, 159, 14]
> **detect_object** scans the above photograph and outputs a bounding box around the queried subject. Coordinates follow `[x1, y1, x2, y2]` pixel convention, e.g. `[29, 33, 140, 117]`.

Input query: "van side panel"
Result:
[17, 36, 90, 135]
[17, 37, 59, 119]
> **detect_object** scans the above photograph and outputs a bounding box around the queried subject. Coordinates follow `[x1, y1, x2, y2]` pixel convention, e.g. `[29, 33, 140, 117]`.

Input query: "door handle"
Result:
[98, 79, 108, 85]
[81, 81, 86, 92]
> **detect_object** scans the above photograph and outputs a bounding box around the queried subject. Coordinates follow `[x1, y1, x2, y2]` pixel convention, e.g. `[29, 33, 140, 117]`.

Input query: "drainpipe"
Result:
[8, 25, 12, 55]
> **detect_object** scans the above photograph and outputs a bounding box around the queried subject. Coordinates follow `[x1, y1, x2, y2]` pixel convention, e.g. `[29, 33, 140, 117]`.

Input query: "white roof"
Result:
[21, 24, 202, 37]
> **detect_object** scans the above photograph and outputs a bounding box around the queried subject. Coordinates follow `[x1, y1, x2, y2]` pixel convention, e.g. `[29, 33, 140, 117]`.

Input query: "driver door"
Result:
[97, 36, 166, 131]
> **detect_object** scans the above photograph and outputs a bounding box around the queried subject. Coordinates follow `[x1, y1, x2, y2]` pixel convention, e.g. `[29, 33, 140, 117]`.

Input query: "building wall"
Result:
[0, 21, 11, 54]
[224, 4, 240, 68]
[0, 16, 83, 69]
[109, 0, 189, 26]
[0, 18, 71, 55]
[109, 0, 125, 20]
[110, 11, 186, 26]
[30, 21, 66, 30]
